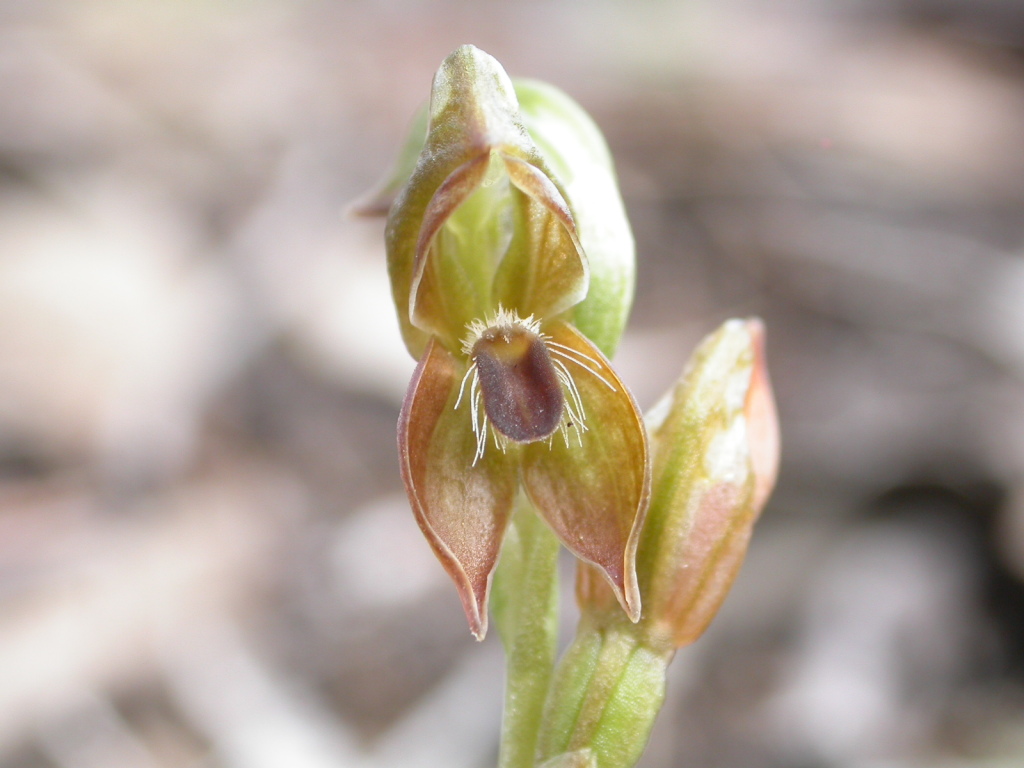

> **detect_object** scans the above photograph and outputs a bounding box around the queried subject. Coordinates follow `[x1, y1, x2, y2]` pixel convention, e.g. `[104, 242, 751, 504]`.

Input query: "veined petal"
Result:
[521, 321, 650, 621]
[408, 153, 493, 344]
[492, 156, 589, 321]
[515, 79, 635, 357]
[399, 337, 518, 639]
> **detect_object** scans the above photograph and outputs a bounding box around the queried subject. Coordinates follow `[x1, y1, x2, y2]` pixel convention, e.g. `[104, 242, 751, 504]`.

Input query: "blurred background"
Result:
[2, 0, 1024, 766]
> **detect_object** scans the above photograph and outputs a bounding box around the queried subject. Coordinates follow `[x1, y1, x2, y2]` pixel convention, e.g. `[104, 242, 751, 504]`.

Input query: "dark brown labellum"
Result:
[472, 326, 564, 443]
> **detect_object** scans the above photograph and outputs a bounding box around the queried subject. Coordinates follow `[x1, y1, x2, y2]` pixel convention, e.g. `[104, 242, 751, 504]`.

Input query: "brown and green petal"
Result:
[407, 152, 496, 343]
[521, 321, 650, 621]
[399, 337, 518, 639]
[491, 155, 588, 321]
[515, 79, 635, 358]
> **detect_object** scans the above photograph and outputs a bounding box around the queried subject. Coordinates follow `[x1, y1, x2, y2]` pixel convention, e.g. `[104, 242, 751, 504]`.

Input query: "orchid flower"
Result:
[383, 46, 649, 640]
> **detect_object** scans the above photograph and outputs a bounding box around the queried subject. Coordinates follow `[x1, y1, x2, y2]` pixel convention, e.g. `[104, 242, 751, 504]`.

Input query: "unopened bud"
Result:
[643, 318, 778, 648]
[577, 318, 779, 651]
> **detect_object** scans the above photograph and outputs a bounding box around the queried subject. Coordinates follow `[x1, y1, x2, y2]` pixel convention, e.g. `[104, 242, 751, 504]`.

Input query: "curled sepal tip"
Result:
[399, 337, 518, 639]
[521, 321, 650, 622]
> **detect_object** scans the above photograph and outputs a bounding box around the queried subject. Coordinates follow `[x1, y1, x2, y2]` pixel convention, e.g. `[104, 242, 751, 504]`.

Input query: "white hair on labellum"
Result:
[455, 307, 616, 463]
[545, 340, 617, 392]
[460, 305, 543, 356]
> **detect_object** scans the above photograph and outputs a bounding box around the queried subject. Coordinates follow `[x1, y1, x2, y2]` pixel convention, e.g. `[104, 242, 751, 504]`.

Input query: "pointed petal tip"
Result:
[624, 595, 641, 624]
[440, 552, 493, 642]
[398, 338, 513, 645]
[466, 596, 489, 641]
[522, 322, 650, 625]
[602, 562, 642, 624]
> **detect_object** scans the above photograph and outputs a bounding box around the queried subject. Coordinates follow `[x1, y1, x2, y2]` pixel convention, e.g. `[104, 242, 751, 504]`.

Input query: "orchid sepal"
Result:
[386, 45, 588, 358]
[398, 336, 518, 640]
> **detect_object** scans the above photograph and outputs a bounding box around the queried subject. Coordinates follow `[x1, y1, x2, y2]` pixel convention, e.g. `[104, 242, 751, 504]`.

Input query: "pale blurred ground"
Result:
[2, 1, 1024, 767]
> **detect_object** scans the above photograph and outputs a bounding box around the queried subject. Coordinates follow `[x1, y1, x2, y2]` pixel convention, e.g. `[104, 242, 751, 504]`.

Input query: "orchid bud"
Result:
[578, 318, 780, 650]
[640, 318, 778, 649]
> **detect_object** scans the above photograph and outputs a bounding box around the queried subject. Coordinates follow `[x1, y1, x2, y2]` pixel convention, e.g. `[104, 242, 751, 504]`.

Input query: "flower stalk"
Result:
[536, 621, 669, 768]
[492, 499, 561, 768]
[373, 45, 779, 768]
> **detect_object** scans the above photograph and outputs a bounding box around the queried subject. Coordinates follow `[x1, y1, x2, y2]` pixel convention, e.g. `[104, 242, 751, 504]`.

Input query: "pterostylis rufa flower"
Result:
[383, 46, 649, 640]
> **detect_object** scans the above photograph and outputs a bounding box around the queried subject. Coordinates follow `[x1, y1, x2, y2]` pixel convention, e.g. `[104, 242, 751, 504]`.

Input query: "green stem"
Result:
[536, 619, 671, 768]
[492, 499, 561, 768]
